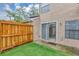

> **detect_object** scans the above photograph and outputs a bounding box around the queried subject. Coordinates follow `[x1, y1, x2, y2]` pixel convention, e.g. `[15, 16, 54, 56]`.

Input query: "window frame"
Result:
[65, 20, 79, 40]
[41, 22, 56, 40]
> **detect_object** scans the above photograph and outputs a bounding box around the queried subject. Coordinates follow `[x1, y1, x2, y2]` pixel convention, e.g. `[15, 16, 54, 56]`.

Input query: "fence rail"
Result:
[0, 21, 33, 51]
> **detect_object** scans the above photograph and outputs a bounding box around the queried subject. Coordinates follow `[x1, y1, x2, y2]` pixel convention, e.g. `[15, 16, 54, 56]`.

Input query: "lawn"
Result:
[0, 42, 71, 56]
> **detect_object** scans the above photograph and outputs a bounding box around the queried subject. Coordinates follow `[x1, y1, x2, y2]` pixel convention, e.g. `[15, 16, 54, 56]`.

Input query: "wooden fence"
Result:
[0, 21, 33, 51]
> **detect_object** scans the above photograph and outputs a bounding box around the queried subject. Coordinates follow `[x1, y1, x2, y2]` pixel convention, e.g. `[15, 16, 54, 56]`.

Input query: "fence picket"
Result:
[0, 21, 33, 51]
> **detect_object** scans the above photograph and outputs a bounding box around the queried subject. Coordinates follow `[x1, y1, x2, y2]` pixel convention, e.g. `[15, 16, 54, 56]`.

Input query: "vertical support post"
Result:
[0, 22, 2, 51]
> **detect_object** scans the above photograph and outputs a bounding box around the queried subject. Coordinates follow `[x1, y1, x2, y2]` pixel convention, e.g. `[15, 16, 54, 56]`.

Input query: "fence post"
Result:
[0, 23, 3, 51]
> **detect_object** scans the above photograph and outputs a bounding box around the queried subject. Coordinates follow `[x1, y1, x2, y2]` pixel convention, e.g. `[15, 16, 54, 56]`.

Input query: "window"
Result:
[65, 20, 79, 39]
[41, 4, 49, 13]
[42, 22, 56, 40]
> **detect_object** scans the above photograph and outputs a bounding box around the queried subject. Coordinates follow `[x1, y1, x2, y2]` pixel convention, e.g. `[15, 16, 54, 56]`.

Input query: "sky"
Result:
[0, 3, 38, 20]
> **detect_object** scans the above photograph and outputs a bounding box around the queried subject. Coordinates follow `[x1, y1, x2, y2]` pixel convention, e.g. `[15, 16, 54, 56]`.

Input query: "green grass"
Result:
[0, 42, 71, 56]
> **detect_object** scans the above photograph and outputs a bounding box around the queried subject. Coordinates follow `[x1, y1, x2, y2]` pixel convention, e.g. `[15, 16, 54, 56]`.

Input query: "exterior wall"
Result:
[39, 3, 79, 49]
[32, 17, 40, 41]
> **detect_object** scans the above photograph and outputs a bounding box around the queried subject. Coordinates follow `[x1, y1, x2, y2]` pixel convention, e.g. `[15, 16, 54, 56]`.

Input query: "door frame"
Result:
[41, 20, 58, 41]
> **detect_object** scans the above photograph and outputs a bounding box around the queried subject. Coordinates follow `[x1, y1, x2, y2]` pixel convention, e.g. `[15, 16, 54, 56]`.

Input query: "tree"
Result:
[15, 7, 29, 22]
[6, 10, 16, 20]
[28, 4, 39, 17]
[6, 8, 24, 22]
[5, 3, 39, 22]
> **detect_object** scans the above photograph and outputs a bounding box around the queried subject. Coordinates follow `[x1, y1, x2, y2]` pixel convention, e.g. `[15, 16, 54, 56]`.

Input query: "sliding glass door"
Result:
[42, 22, 56, 40]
